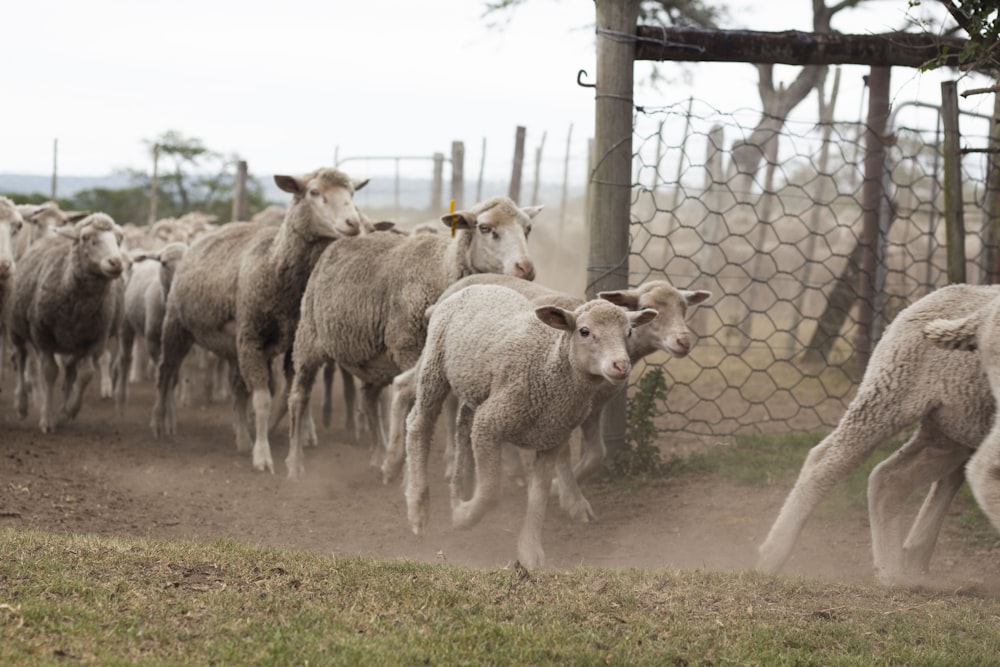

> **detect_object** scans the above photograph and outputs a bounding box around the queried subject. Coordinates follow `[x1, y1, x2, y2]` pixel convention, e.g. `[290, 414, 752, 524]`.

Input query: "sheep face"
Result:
[275, 169, 370, 240]
[0, 198, 23, 280]
[535, 300, 657, 385]
[600, 282, 712, 358]
[443, 197, 541, 281]
[61, 214, 126, 279]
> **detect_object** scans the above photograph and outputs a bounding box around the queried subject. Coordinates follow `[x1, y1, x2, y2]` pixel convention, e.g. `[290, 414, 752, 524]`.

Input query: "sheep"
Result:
[285, 196, 542, 480]
[151, 168, 369, 474]
[382, 274, 711, 523]
[921, 290, 1000, 545]
[7, 213, 126, 433]
[115, 242, 188, 411]
[404, 284, 658, 568]
[13, 202, 88, 259]
[756, 283, 997, 585]
[0, 197, 24, 381]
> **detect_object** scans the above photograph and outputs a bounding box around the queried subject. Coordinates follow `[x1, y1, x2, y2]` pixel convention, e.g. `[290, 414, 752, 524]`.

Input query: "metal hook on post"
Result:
[577, 69, 596, 88]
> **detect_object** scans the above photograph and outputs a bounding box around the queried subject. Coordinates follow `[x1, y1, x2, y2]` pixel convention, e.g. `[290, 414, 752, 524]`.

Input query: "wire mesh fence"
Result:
[630, 96, 994, 447]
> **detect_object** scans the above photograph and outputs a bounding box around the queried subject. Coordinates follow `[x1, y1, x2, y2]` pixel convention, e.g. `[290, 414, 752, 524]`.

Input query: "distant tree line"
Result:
[9, 130, 269, 226]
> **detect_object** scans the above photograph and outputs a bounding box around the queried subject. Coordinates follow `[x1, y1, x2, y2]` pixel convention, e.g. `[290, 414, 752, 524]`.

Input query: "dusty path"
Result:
[1, 372, 996, 595]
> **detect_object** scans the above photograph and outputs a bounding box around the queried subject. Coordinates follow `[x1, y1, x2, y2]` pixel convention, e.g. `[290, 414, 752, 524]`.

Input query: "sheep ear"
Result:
[629, 308, 659, 328]
[441, 211, 475, 231]
[63, 211, 90, 224]
[598, 290, 638, 309]
[54, 225, 80, 241]
[372, 221, 396, 232]
[274, 174, 304, 194]
[535, 305, 575, 332]
[521, 205, 544, 220]
[353, 178, 370, 192]
[682, 289, 712, 306]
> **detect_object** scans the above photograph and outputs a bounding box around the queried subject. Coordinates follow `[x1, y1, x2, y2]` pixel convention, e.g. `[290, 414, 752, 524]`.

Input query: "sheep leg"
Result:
[37, 351, 59, 434]
[97, 346, 114, 399]
[11, 338, 29, 419]
[451, 409, 505, 531]
[320, 364, 335, 430]
[903, 467, 966, 576]
[362, 382, 388, 469]
[152, 315, 194, 438]
[116, 326, 136, 415]
[383, 366, 416, 484]
[449, 403, 476, 508]
[267, 350, 293, 435]
[63, 355, 95, 421]
[340, 364, 360, 441]
[442, 392, 460, 481]
[518, 447, 560, 569]
[287, 361, 320, 480]
[964, 422, 1000, 536]
[573, 407, 606, 483]
[405, 366, 450, 536]
[757, 409, 908, 574]
[228, 366, 253, 455]
[867, 428, 970, 583]
[553, 444, 596, 523]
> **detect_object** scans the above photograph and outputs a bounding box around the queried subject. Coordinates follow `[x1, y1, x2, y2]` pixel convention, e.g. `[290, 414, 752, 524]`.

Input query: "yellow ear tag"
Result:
[449, 199, 456, 237]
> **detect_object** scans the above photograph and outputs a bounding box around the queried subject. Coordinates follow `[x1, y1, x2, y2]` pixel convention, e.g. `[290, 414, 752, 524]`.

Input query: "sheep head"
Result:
[57, 213, 126, 279]
[599, 282, 711, 359]
[443, 196, 540, 281]
[274, 168, 369, 240]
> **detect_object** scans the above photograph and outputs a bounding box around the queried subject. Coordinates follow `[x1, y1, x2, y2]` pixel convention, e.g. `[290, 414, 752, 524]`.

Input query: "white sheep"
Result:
[151, 168, 369, 474]
[13, 202, 88, 259]
[921, 290, 1000, 547]
[0, 197, 24, 382]
[757, 283, 997, 584]
[7, 213, 126, 433]
[404, 284, 657, 568]
[285, 196, 542, 480]
[116, 242, 188, 411]
[382, 274, 711, 523]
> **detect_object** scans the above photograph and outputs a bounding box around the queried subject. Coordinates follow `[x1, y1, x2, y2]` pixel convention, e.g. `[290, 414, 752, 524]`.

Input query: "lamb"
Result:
[13, 202, 88, 259]
[151, 168, 369, 474]
[285, 196, 542, 480]
[404, 284, 658, 568]
[7, 213, 126, 433]
[116, 242, 188, 411]
[0, 198, 23, 381]
[921, 291, 1000, 543]
[382, 274, 711, 523]
[756, 283, 997, 585]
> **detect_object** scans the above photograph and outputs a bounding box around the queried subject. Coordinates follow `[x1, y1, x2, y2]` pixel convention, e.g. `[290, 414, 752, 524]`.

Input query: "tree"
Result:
[930, 0, 999, 73]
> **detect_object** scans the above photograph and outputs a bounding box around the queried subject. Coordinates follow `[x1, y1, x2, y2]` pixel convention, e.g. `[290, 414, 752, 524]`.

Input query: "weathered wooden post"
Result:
[431, 152, 444, 213]
[941, 80, 966, 285]
[589, 0, 639, 462]
[451, 141, 465, 209]
[984, 91, 1000, 283]
[232, 160, 248, 222]
[853, 66, 890, 368]
[509, 126, 526, 203]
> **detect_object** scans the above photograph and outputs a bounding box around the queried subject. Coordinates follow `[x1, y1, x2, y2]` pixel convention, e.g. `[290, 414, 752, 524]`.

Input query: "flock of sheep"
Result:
[1, 167, 999, 579]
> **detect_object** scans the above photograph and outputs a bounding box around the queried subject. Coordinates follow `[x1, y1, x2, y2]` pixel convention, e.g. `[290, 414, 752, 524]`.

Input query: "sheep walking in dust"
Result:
[383, 274, 710, 523]
[757, 284, 997, 584]
[285, 196, 541, 480]
[152, 168, 369, 474]
[921, 291, 1000, 543]
[7, 213, 126, 433]
[0, 198, 24, 382]
[116, 242, 188, 412]
[404, 284, 657, 568]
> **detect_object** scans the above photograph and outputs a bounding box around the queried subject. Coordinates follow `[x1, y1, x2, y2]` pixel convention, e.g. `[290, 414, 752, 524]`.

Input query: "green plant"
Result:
[611, 368, 668, 478]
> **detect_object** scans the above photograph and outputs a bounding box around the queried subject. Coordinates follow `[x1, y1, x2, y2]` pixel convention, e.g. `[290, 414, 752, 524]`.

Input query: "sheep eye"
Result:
[309, 188, 321, 197]
[579, 327, 590, 338]
[478, 224, 492, 235]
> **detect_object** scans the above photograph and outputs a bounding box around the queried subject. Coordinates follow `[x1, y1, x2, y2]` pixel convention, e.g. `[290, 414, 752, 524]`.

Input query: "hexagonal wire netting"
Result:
[627, 97, 993, 450]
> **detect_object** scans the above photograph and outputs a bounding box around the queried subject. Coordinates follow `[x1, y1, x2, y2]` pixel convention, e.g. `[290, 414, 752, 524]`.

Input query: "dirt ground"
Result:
[1, 366, 997, 595]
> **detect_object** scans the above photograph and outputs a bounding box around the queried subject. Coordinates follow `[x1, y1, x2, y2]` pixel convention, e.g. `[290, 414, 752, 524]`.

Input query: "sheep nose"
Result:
[674, 335, 691, 354]
[0, 260, 11, 279]
[613, 360, 631, 376]
[107, 257, 123, 274]
[514, 261, 535, 281]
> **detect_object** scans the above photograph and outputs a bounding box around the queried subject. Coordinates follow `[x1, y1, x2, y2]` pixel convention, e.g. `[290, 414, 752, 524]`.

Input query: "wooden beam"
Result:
[635, 27, 968, 69]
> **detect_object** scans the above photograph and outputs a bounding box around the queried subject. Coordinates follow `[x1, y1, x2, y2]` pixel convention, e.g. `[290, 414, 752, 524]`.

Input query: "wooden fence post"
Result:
[451, 141, 465, 210]
[431, 152, 444, 213]
[941, 80, 966, 285]
[590, 0, 639, 462]
[984, 91, 1000, 284]
[509, 126, 526, 203]
[853, 66, 890, 369]
[232, 160, 248, 222]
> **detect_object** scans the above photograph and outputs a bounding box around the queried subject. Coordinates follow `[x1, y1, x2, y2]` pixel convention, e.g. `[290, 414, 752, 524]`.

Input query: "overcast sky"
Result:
[3, 0, 987, 183]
